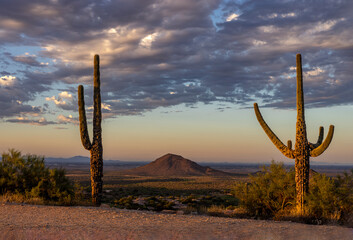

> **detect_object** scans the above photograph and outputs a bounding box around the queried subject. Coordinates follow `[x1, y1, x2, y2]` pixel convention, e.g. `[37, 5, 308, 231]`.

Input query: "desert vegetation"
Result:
[233, 162, 353, 226]
[1, 149, 352, 226]
[101, 175, 240, 215]
[63, 159, 353, 226]
[0, 149, 84, 205]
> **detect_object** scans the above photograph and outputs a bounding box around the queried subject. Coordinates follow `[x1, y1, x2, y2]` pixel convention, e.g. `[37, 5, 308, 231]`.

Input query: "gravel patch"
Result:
[1, 203, 352, 240]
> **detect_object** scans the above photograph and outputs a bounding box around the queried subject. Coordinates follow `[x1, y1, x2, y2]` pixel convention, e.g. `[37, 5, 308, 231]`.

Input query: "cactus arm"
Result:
[287, 140, 292, 150]
[254, 103, 295, 159]
[309, 126, 324, 149]
[310, 125, 334, 157]
[92, 54, 102, 145]
[78, 85, 92, 150]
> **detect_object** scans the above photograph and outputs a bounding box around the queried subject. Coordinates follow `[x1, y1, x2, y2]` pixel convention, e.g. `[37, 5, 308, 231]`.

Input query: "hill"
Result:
[122, 153, 231, 176]
[45, 156, 90, 164]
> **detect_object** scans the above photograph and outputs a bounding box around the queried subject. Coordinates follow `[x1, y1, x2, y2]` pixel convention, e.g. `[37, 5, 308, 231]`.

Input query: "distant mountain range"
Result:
[122, 153, 232, 176]
[1, 155, 351, 167]
[45, 156, 147, 166]
[46, 156, 91, 164]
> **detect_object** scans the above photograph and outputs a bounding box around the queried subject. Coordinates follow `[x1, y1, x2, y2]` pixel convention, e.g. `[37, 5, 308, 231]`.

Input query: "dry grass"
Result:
[0, 192, 44, 205]
[273, 208, 353, 227]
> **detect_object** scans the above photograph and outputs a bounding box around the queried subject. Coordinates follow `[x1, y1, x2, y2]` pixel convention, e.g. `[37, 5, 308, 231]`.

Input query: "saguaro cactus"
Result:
[254, 54, 334, 214]
[78, 54, 103, 206]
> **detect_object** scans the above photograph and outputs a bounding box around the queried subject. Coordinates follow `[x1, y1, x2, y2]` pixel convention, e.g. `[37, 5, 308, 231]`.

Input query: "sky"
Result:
[0, 0, 353, 164]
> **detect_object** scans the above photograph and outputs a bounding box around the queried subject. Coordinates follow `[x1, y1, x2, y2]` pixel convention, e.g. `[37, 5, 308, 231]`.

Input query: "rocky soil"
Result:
[1, 203, 352, 240]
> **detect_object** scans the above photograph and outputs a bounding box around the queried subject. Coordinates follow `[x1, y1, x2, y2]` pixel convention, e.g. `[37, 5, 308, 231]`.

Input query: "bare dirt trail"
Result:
[1, 204, 352, 240]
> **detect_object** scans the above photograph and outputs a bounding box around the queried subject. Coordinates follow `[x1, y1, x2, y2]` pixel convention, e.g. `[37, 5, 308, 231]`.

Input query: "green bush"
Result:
[114, 195, 141, 209]
[232, 161, 296, 218]
[305, 170, 353, 225]
[144, 196, 175, 211]
[232, 161, 353, 225]
[0, 149, 77, 204]
[336, 169, 353, 224]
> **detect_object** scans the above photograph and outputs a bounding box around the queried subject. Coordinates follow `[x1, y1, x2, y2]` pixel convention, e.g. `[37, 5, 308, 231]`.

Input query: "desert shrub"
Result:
[206, 205, 227, 216]
[114, 195, 140, 209]
[144, 196, 175, 211]
[0, 149, 77, 204]
[0, 149, 47, 193]
[305, 170, 353, 225]
[197, 195, 238, 208]
[232, 161, 353, 225]
[29, 168, 74, 203]
[232, 161, 296, 218]
[336, 170, 353, 225]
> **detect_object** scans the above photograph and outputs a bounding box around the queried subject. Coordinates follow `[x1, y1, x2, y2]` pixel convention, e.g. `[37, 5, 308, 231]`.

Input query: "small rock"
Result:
[161, 210, 176, 214]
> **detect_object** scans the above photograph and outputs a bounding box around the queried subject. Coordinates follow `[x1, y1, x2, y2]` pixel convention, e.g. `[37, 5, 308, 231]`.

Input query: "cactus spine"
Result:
[254, 54, 334, 214]
[78, 54, 103, 206]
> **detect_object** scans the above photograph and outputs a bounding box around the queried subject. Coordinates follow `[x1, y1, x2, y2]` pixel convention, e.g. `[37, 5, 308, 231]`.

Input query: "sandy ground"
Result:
[1, 203, 352, 240]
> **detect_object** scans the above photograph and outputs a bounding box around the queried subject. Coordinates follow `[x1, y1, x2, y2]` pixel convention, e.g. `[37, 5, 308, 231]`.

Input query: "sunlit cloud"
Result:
[139, 32, 160, 48]
[252, 40, 267, 46]
[305, 67, 325, 77]
[102, 103, 112, 111]
[267, 12, 296, 19]
[58, 91, 72, 99]
[45, 91, 75, 110]
[46, 96, 67, 106]
[307, 19, 345, 34]
[6, 116, 56, 126]
[0, 76, 16, 86]
[87, 103, 112, 111]
[226, 13, 240, 22]
[57, 114, 79, 125]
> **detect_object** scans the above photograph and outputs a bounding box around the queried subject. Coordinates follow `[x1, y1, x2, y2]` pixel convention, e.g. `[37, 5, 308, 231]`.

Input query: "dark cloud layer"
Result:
[11, 55, 44, 67]
[1, 0, 353, 122]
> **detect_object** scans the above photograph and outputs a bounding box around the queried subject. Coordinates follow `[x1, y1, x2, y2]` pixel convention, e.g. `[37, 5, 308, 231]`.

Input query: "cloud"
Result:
[226, 13, 240, 22]
[45, 91, 75, 110]
[11, 54, 47, 67]
[58, 91, 72, 99]
[87, 103, 112, 112]
[307, 19, 345, 34]
[46, 96, 67, 105]
[57, 114, 78, 125]
[0, 75, 16, 86]
[267, 12, 296, 19]
[139, 32, 160, 48]
[0, 78, 42, 118]
[0, 0, 353, 121]
[6, 116, 56, 126]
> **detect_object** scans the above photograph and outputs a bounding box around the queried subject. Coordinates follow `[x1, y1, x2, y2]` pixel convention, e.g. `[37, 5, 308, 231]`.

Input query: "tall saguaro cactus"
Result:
[78, 54, 103, 206]
[254, 54, 334, 214]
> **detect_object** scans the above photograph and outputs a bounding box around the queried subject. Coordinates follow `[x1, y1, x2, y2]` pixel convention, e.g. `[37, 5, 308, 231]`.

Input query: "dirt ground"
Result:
[1, 203, 352, 240]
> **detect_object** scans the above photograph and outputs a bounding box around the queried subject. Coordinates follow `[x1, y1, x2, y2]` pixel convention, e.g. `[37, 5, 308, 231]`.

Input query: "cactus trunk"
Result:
[254, 54, 334, 215]
[78, 54, 103, 206]
[294, 54, 310, 213]
[90, 142, 103, 205]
